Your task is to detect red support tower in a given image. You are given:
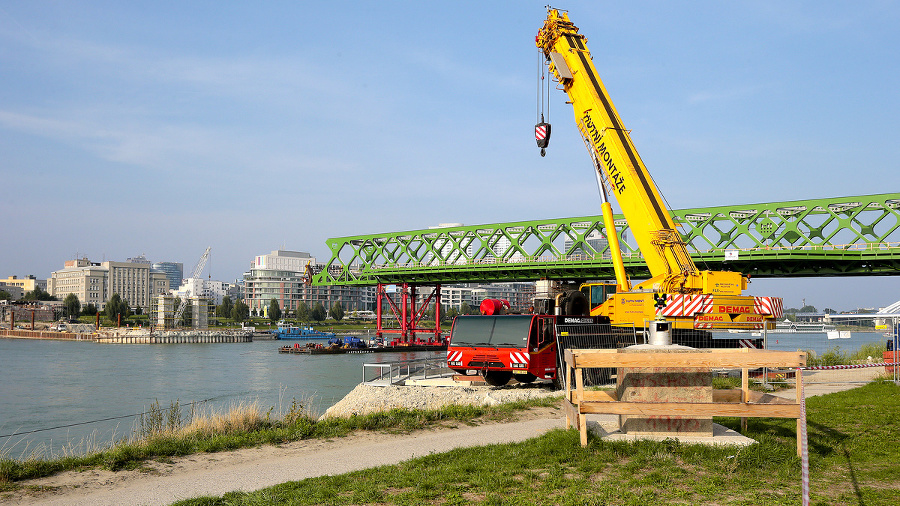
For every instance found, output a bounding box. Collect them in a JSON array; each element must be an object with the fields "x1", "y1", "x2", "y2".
[{"x1": 375, "y1": 283, "x2": 443, "y2": 345}]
